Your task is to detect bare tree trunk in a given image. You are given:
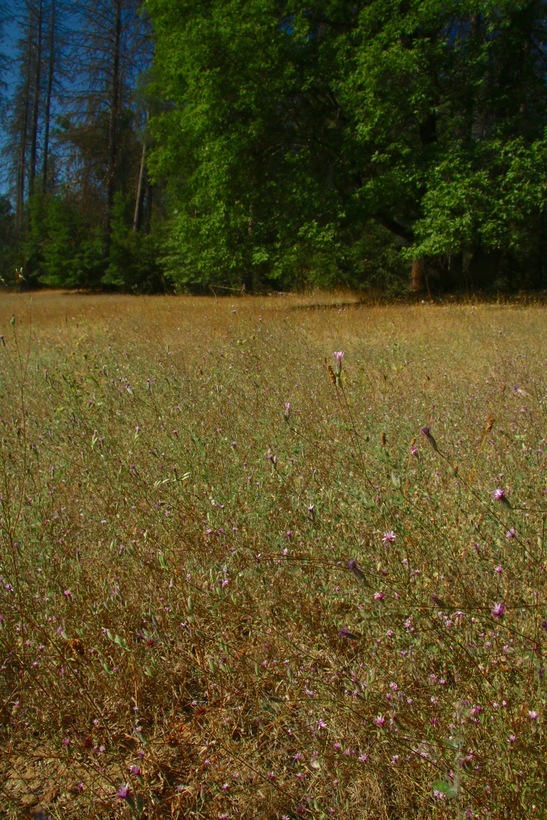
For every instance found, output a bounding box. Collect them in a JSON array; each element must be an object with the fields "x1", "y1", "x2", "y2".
[
  {"x1": 132, "y1": 136, "x2": 146, "y2": 233},
  {"x1": 42, "y1": 0, "x2": 56, "y2": 192},
  {"x1": 29, "y1": 0, "x2": 44, "y2": 195},
  {"x1": 103, "y1": 0, "x2": 122, "y2": 255},
  {"x1": 15, "y1": 36, "x2": 33, "y2": 231}
]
